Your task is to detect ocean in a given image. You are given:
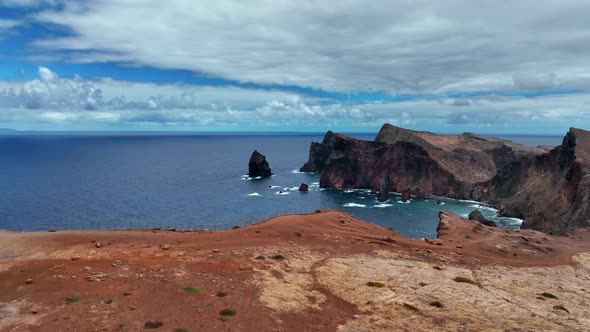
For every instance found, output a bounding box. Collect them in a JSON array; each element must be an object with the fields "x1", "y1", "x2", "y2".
[{"x1": 0, "y1": 132, "x2": 563, "y2": 238}]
